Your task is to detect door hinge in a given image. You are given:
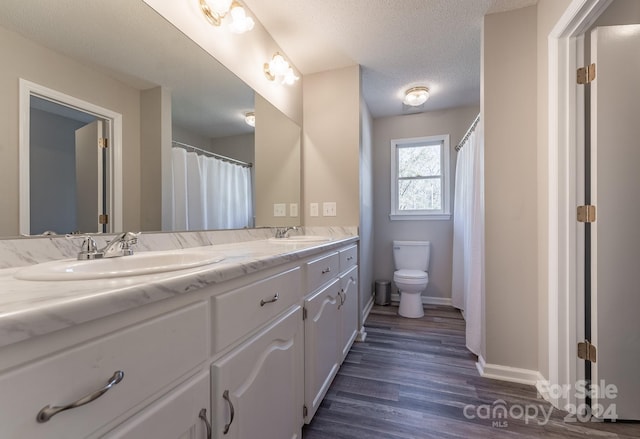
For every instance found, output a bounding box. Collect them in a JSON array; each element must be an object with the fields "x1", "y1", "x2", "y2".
[
  {"x1": 99, "y1": 138, "x2": 109, "y2": 149},
  {"x1": 577, "y1": 63, "x2": 596, "y2": 84},
  {"x1": 99, "y1": 214, "x2": 109, "y2": 225},
  {"x1": 577, "y1": 205, "x2": 596, "y2": 223},
  {"x1": 303, "y1": 405, "x2": 308, "y2": 418},
  {"x1": 302, "y1": 307, "x2": 307, "y2": 320},
  {"x1": 578, "y1": 341, "x2": 597, "y2": 363}
]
